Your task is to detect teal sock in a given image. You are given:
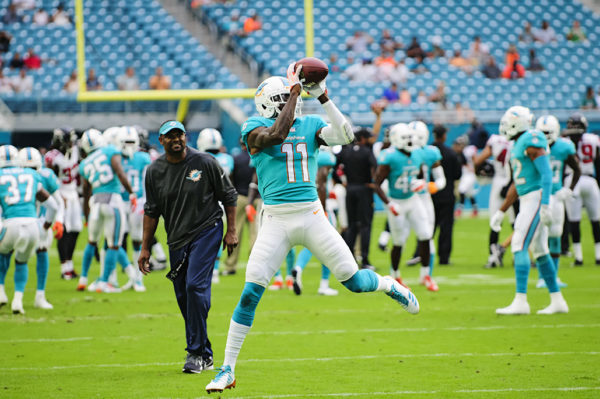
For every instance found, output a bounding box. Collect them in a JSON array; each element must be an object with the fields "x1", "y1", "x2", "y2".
[
  {"x1": 537, "y1": 254, "x2": 559, "y2": 293},
  {"x1": 102, "y1": 249, "x2": 118, "y2": 283},
  {"x1": 429, "y1": 252, "x2": 435, "y2": 276},
  {"x1": 296, "y1": 248, "x2": 313, "y2": 271},
  {"x1": 0, "y1": 253, "x2": 10, "y2": 285},
  {"x1": 82, "y1": 243, "x2": 96, "y2": 278},
  {"x1": 36, "y1": 251, "x2": 49, "y2": 291},
  {"x1": 14, "y1": 262, "x2": 28, "y2": 292},
  {"x1": 214, "y1": 246, "x2": 222, "y2": 271},
  {"x1": 273, "y1": 269, "x2": 282, "y2": 278},
  {"x1": 232, "y1": 282, "x2": 265, "y2": 326},
  {"x1": 549, "y1": 237, "x2": 561, "y2": 272},
  {"x1": 513, "y1": 250, "x2": 530, "y2": 294},
  {"x1": 321, "y1": 265, "x2": 330, "y2": 280},
  {"x1": 286, "y1": 248, "x2": 296, "y2": 275},
  {"x1": 117, "y1": 247, "x2": 130, "y2": 269},
  {"x1": 342, "y1": 269, "x2": 379, "y2": 293}
]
